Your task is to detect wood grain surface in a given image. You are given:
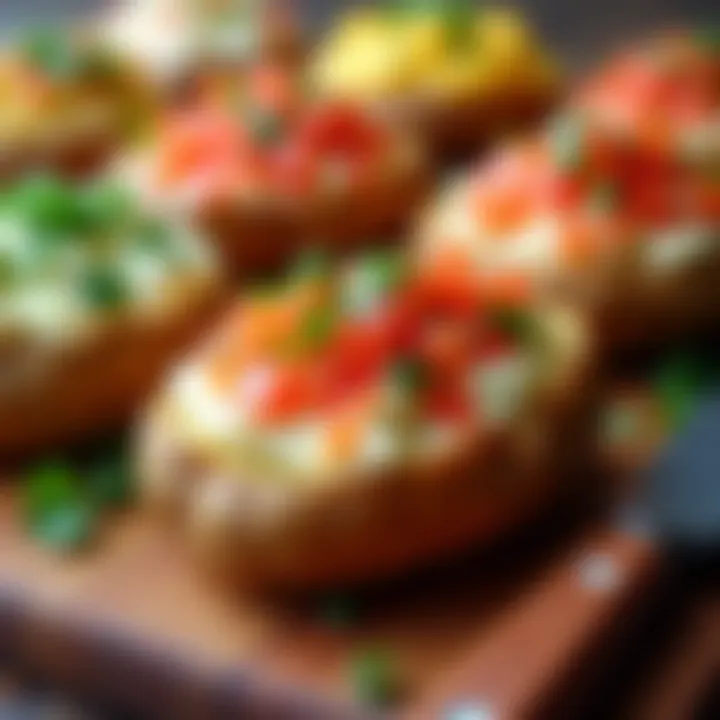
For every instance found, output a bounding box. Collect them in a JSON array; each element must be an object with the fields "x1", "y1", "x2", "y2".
[{"x1": 0, "y1": 390, "x2": 668, "y2": 718}]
